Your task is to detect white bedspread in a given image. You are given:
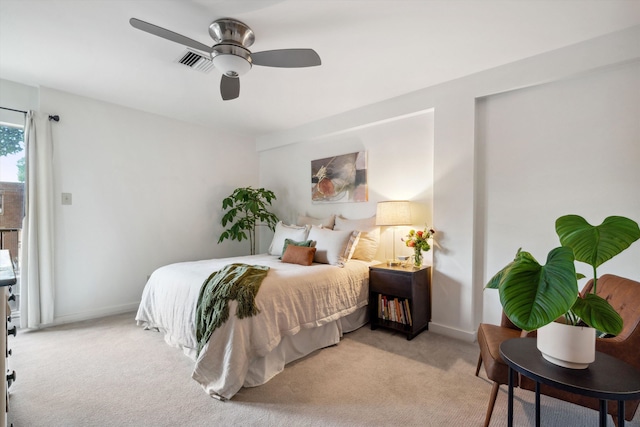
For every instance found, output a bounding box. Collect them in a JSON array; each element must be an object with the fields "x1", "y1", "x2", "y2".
[{"x1": 135, "y1": 254, "x2": 372, "y2": 399}]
